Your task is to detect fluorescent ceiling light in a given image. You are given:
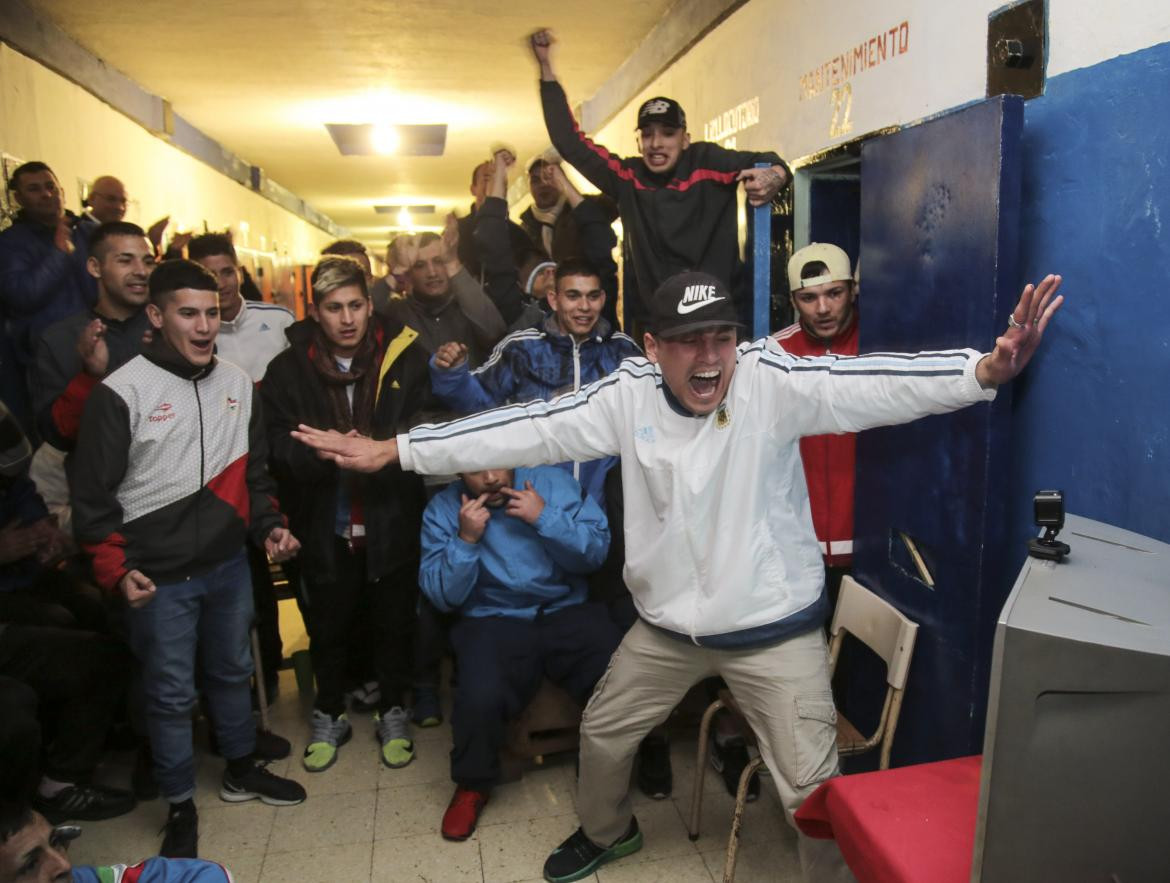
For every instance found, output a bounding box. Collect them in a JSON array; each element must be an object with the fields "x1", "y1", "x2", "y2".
[
  {"x1": 324, "y1": 123, "x2": 447, "y2": 156},
  {"x1": 373, "y1": 204, "x2": 436, "y2": 215}
]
